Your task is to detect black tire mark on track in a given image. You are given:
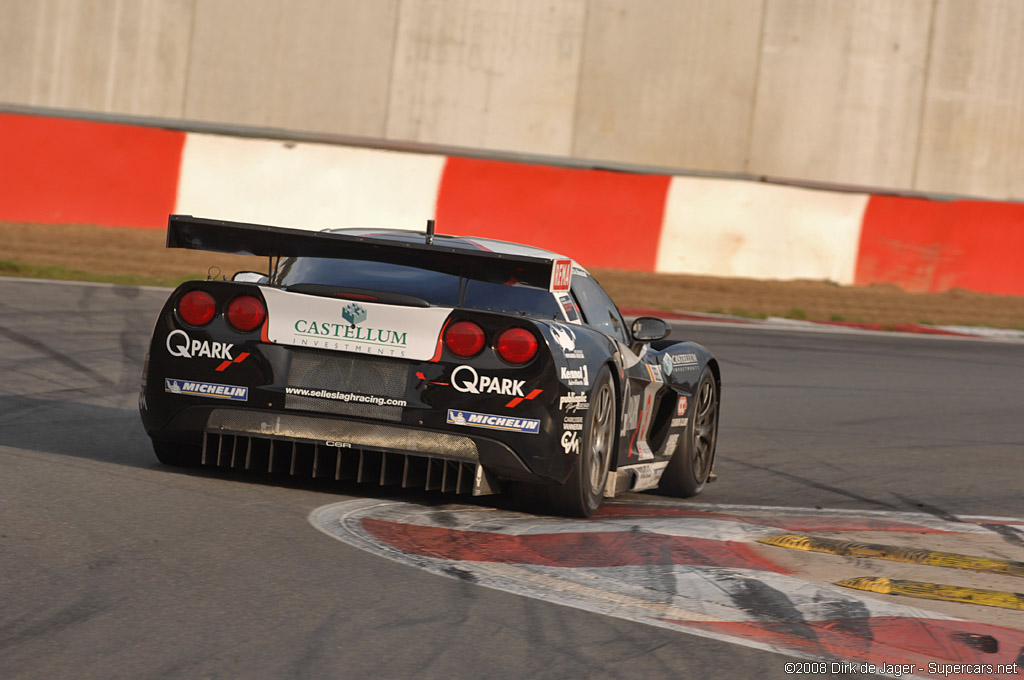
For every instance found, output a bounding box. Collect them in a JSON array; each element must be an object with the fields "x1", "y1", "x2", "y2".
[
  {"x1": 731, "y1": 459, "x2": 899, "y2": 509},
  {"x1": 0, "y1": 325, "x2": 115, "y2": 388}
]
